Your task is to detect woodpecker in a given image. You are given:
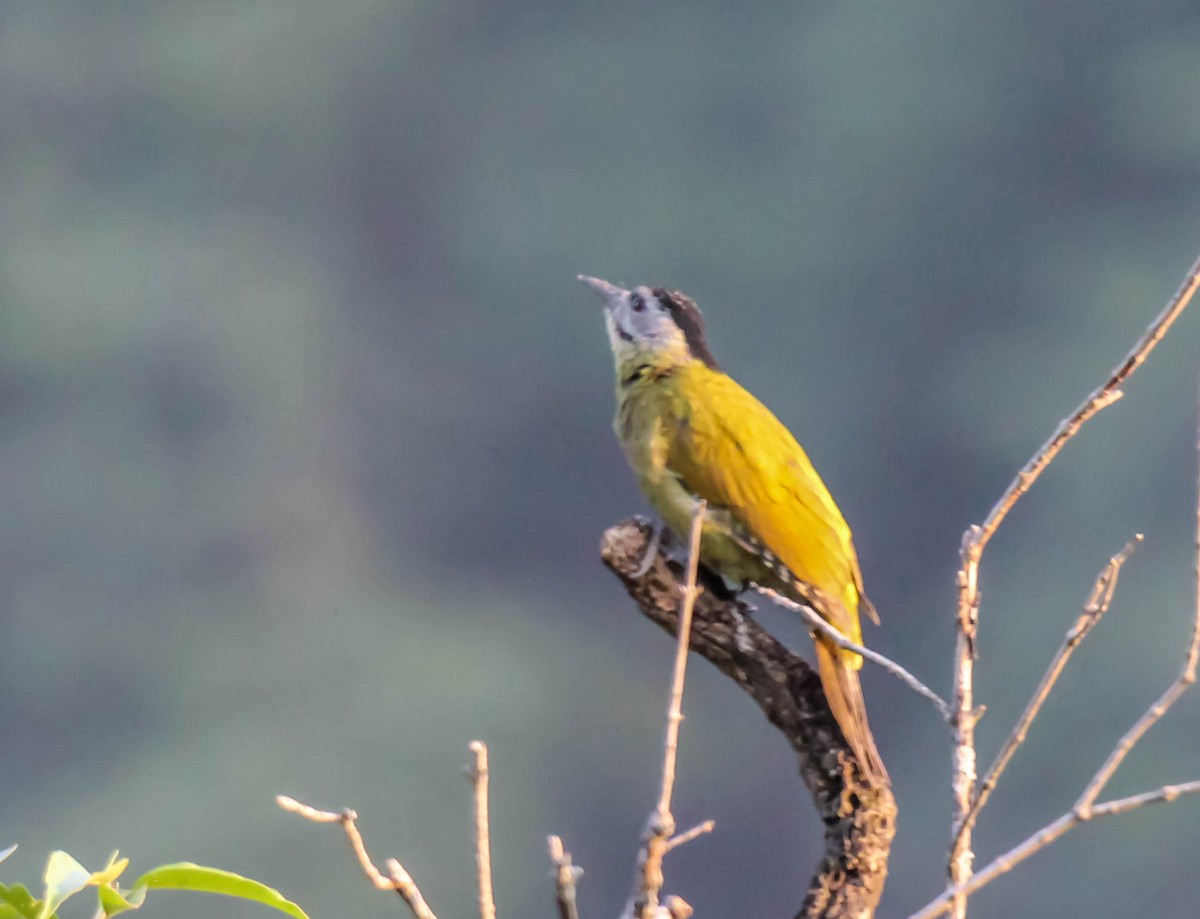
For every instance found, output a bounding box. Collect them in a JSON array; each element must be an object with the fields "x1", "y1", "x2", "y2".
[{"x1": 582, "y1": 275, "x2": 887, "y2": 784}]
